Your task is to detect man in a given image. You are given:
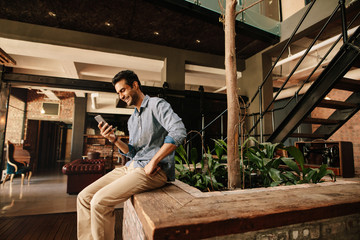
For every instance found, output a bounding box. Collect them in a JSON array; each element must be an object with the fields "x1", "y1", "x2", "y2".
[{"x1": 77, "y1": 70, "x2": 186, "y2": 240}]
